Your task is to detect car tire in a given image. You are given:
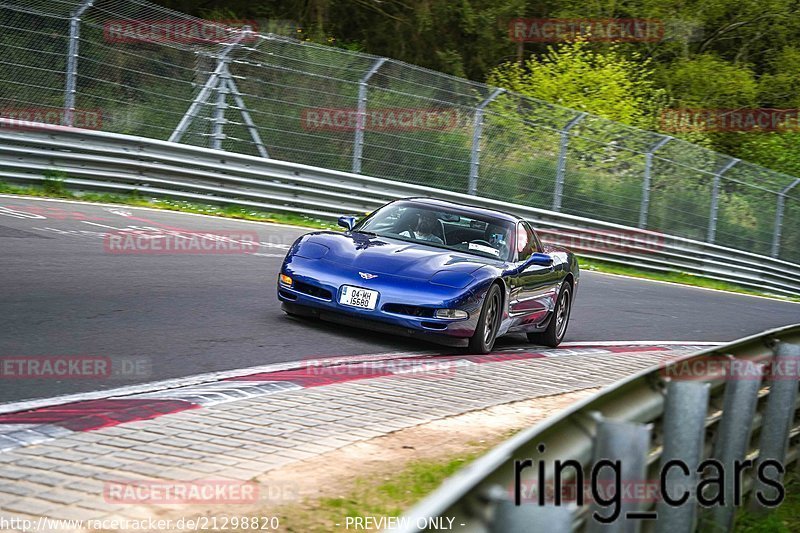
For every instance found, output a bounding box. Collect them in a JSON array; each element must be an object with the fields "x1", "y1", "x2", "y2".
[
  {"x1": 468, "y1": 283, "x2": 502, "y2": 354},
  {"x1": 527, "y1": 282, "x2": 572, "y2": 348}
]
